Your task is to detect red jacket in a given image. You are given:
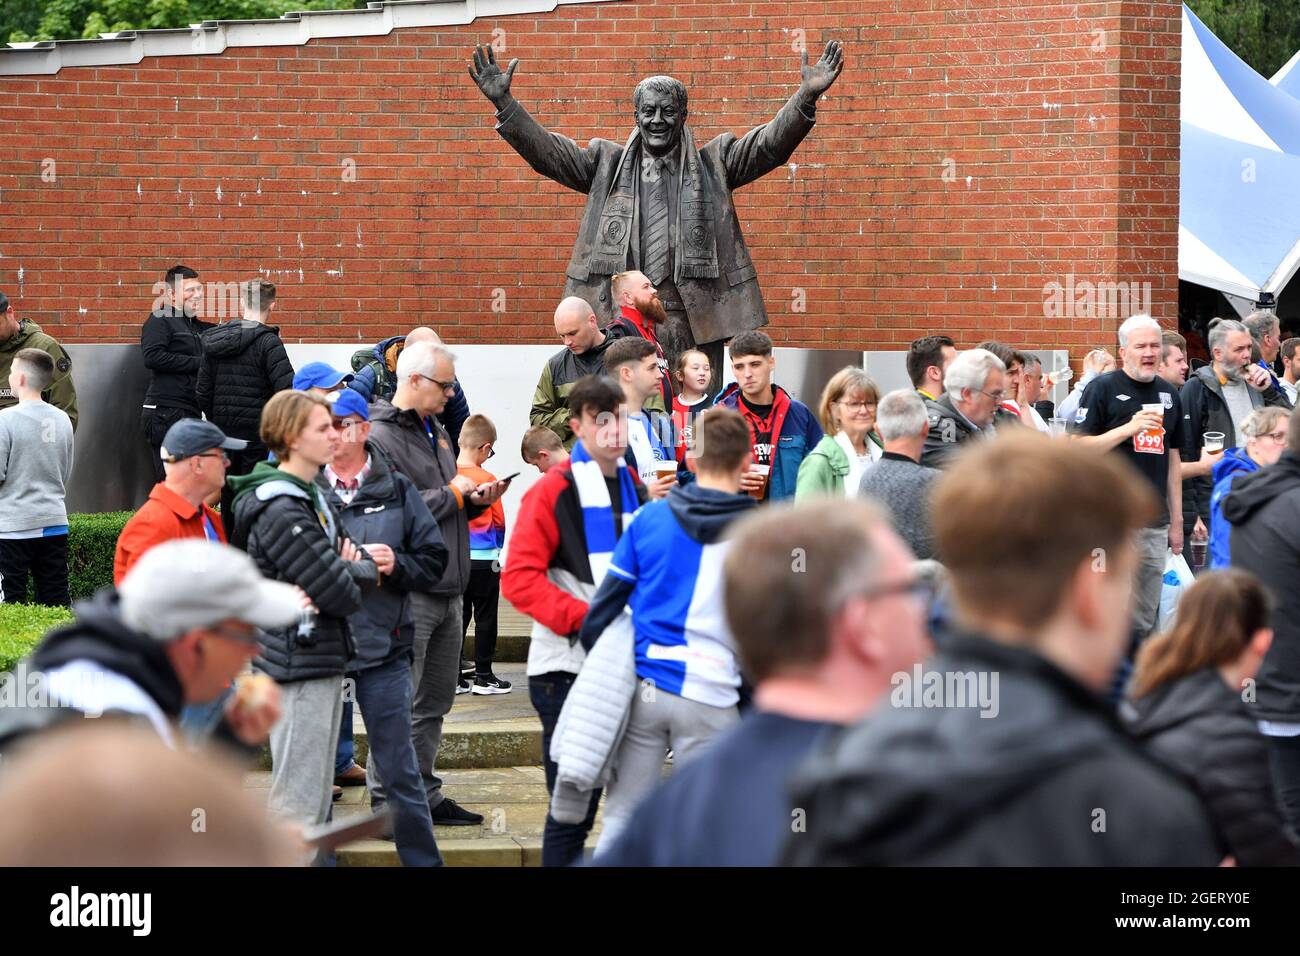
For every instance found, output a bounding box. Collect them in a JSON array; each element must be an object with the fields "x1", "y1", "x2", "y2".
[
  {"x1": 114, "y1": 483, "x2": 225, "y2": 585},
  {"x1": 502, "y1": 461, "x2": 646, "y2": 642}
]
